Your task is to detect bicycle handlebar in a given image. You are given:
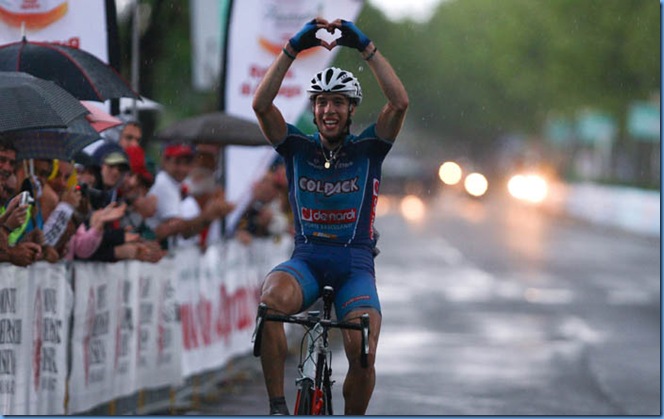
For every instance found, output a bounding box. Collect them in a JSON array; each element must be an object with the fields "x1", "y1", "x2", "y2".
[{"x1": 253, "y1": 302, "x2": 371, "y2": 368}]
